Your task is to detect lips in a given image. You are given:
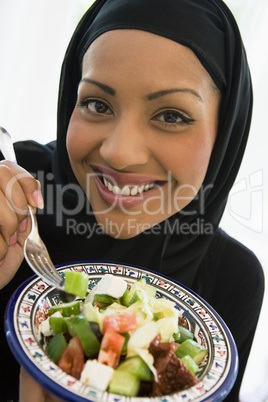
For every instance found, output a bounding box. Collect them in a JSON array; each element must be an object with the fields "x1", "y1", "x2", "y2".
[{"x1": 91, "y1": 165, "x2": 167, "y2": 208}]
